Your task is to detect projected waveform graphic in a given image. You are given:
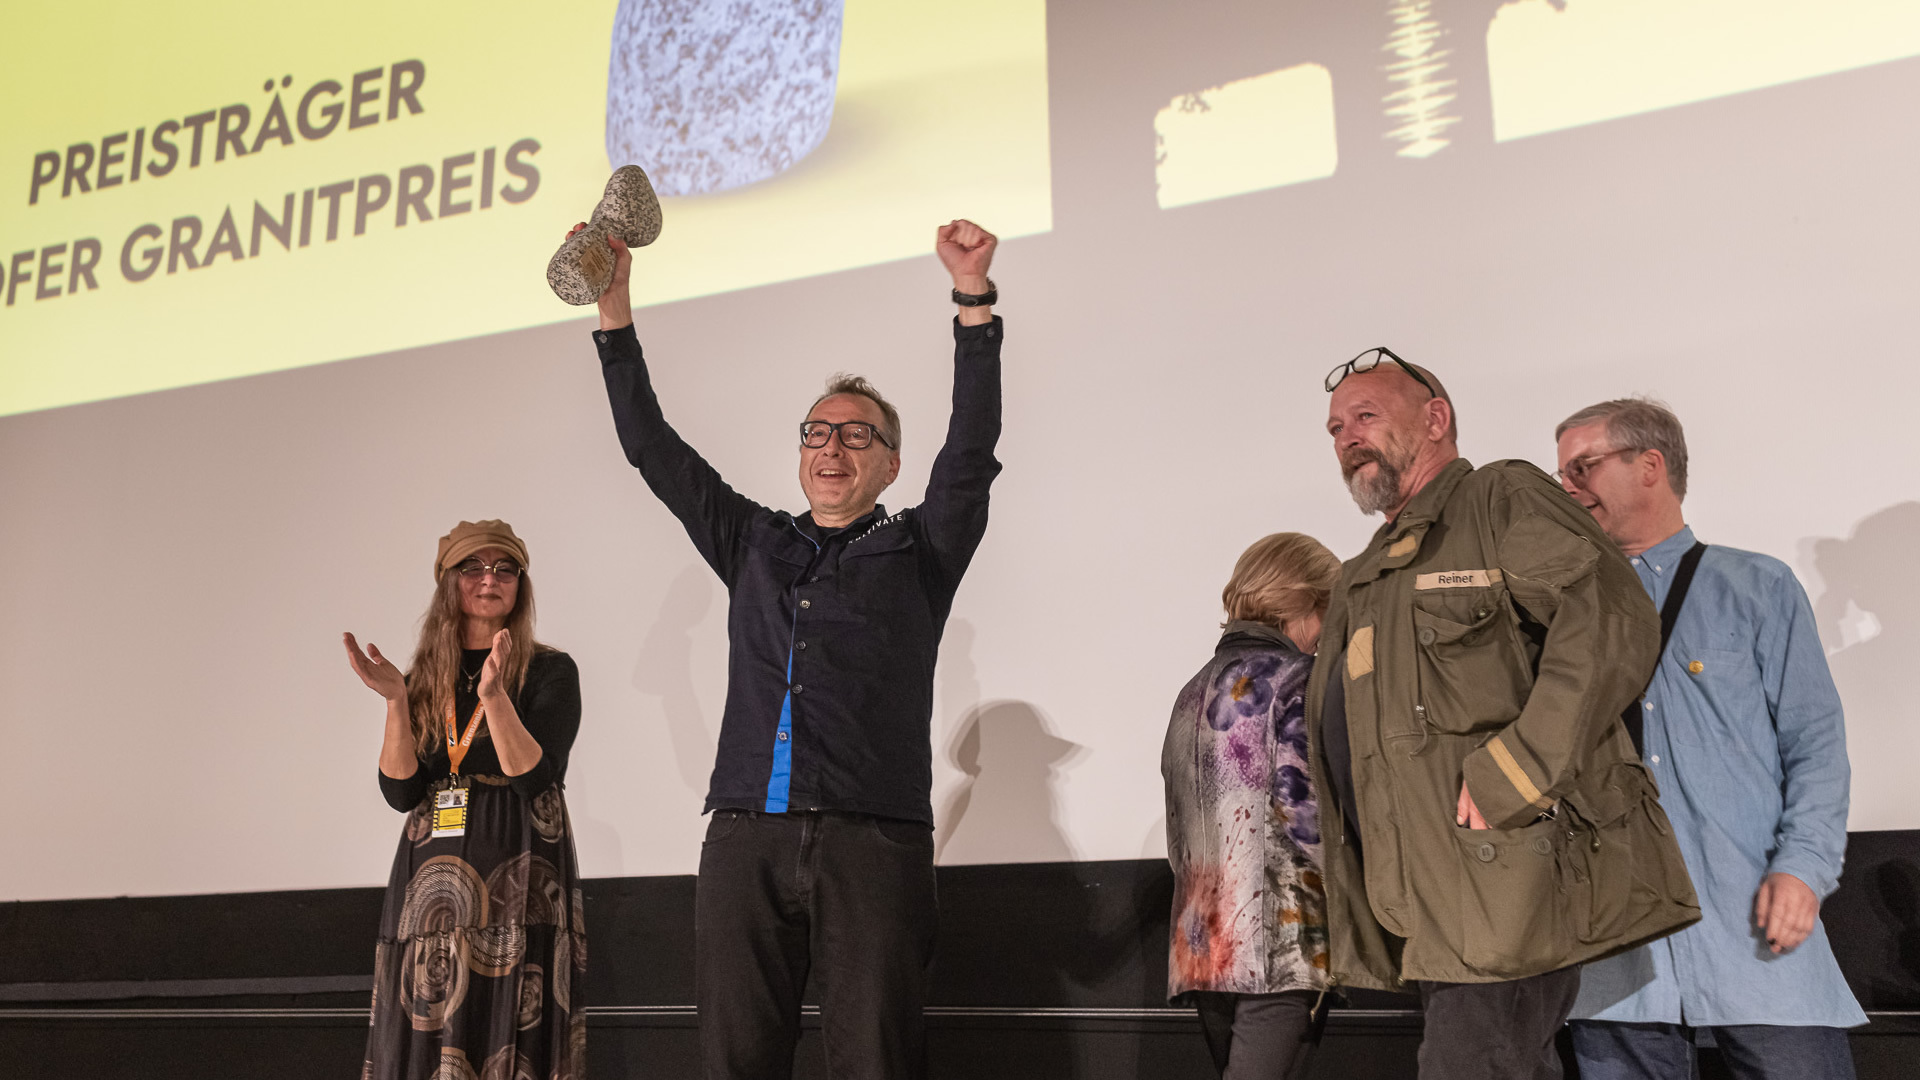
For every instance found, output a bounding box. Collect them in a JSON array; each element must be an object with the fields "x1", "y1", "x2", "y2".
[
  {"x1": 1150, "y1": 0, "x2": 1920, "y2": 211},
  {"x1": 1384, "y1": 0, "x2": 1464, "y2": 158}
]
